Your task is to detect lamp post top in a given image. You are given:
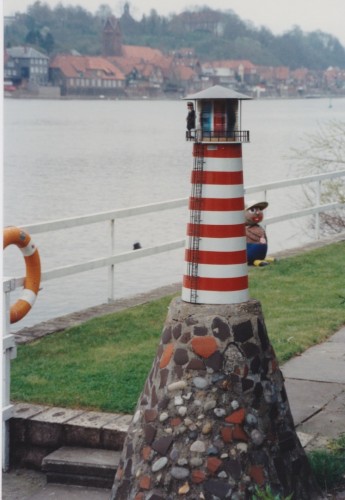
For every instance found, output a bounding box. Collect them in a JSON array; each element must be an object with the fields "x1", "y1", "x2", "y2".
[{"x1": 183, "y1": 85, "x2": 252, "y2": 101}]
